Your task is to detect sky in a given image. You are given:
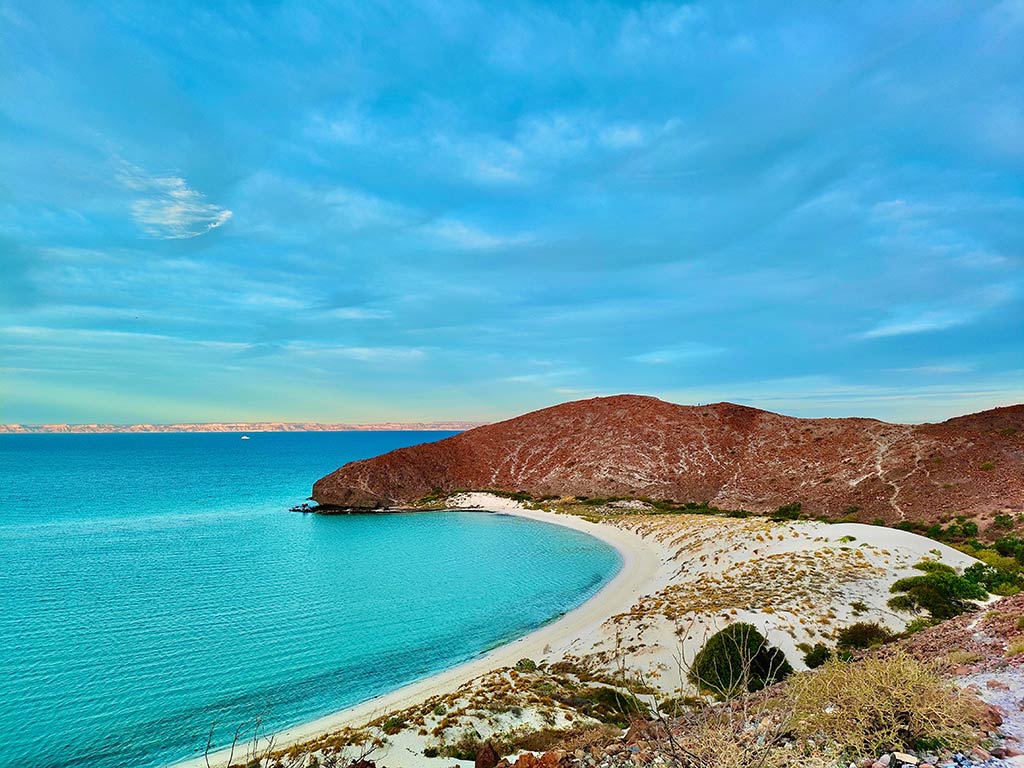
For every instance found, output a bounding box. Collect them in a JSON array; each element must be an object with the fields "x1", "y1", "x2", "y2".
[{"x1": 1, "y1": 0, "x2": 1022, "y2": 425}]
